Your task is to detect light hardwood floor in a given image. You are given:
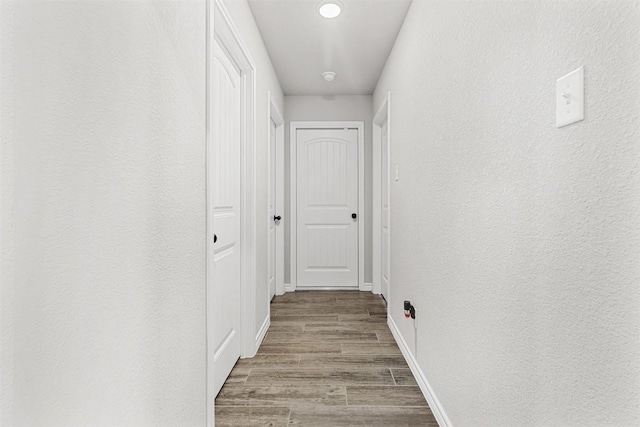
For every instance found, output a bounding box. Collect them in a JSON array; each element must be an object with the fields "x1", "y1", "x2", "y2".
[{"x1": 215, "y1": 290, "x2": 438, "y2": 426}]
